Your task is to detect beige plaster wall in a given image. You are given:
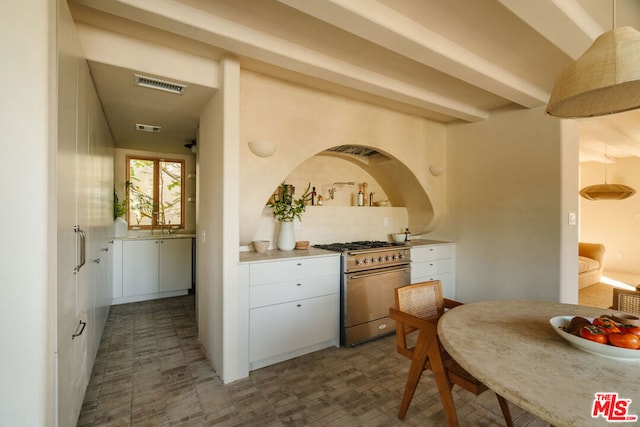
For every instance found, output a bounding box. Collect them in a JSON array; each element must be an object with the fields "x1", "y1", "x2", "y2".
[
  {"x1": 239, "y1": 70, "x2": 447, "y2": 245},
  {"x1": 1, "y1": 0, "x2": 55, "y2": 423},
  {"x1": 580, "y1": 157, "x2": 640, "y2": 274},
  {"x1": 439, "y1": 107, "x2": 578, "y2": 303}
]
